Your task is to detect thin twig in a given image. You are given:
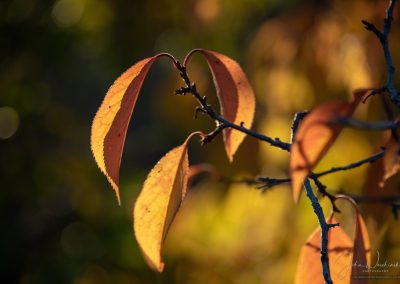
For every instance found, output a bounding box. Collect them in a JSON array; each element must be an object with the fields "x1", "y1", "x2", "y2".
[
  {"x1": 174, "y1": 61, "x2": 291, "y2": 151},
  {"x1": 334, "y1": 117, "x2": 400, "y2": 130},
  {"x1": 256, "y1": 151, "x2": 385, "y2": 189},
  {"x1": 256, "y1": 176, "x2": 291, "y2": 190},
  {"x1": 343, "y1": 194, "x2": 400, "y2": 203},
  {"x1": 362, "y1": 0, "x2": 400, "y2": 108},
  {"x1": 291, "y1": 111, "x2": 309, "y2": 143},
  {"x1": 311, "y1": 151, "x2": 384, "y2": 179}
]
